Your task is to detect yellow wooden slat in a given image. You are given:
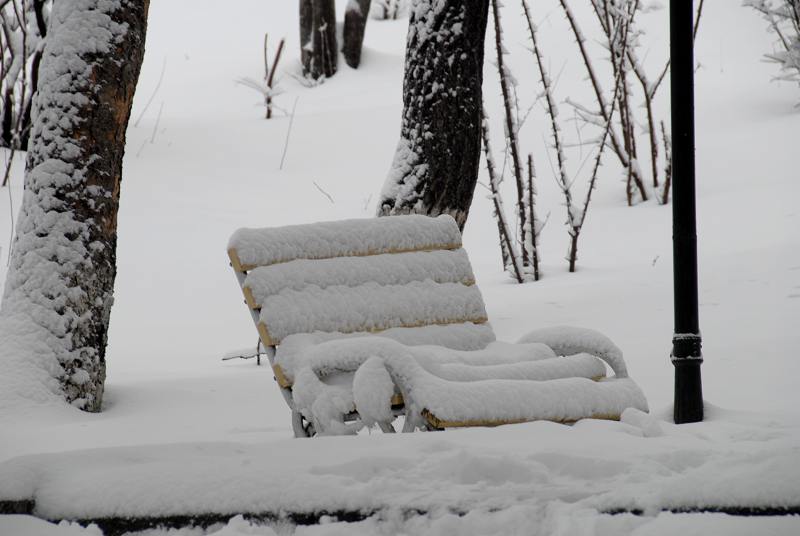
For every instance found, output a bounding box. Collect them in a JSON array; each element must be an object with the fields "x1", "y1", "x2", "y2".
[
  {"x1": 243, "y1": 278, "x2": 477, "y2": 310},
  {"x1": 421, "y1": 408, "x2": 621, "y2": 429},
  {"x1": 228, "y1": 248, "x2": 245, "y2": 273},
  {"x1": 230, "y1": 243, "x2": 463, "y2": 273},
  {"x1": 257, "y1": 317, "x2": 488, "y2": 347}
]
